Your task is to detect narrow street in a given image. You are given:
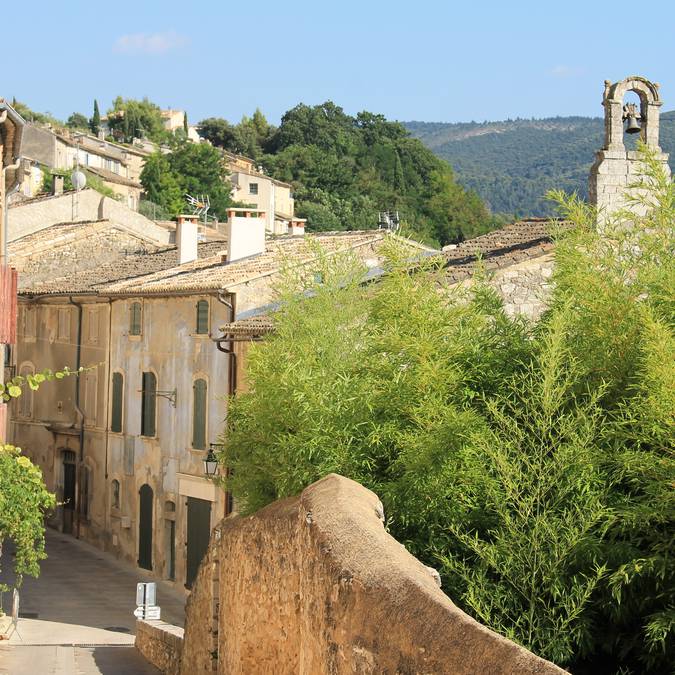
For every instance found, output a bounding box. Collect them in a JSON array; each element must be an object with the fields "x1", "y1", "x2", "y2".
[{"x1": 0, "y1": 528, "x2": 186, "y2": 674}]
